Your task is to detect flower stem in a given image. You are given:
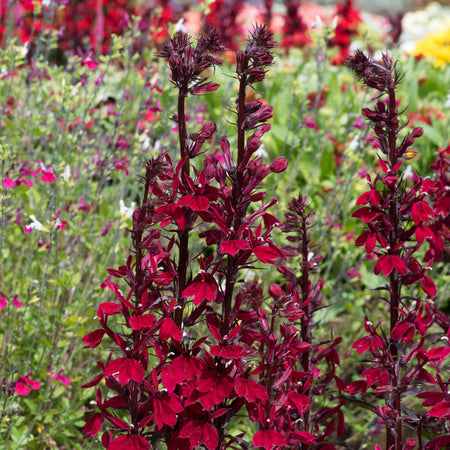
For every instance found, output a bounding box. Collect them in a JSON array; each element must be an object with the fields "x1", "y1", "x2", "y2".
[{"x1": 175, "y1": 91, "x2": 190, "y2": 328}]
